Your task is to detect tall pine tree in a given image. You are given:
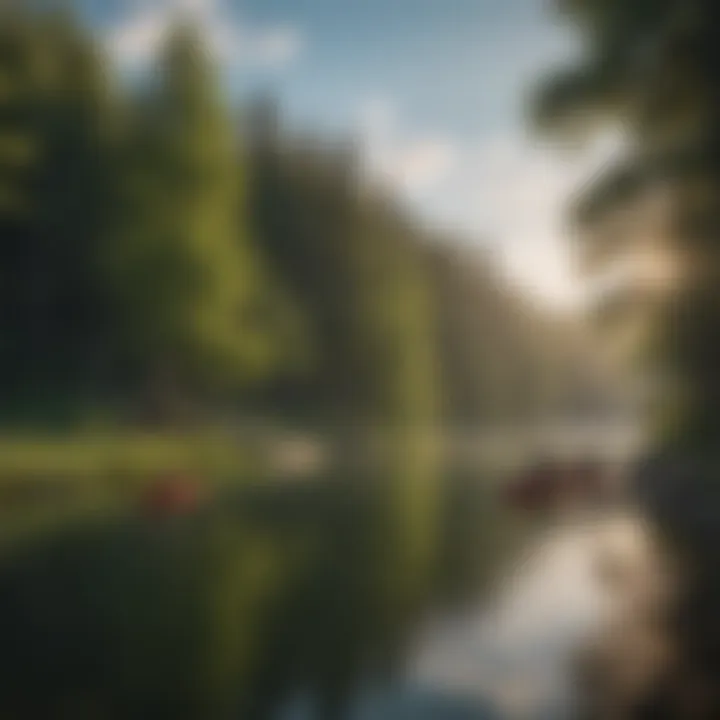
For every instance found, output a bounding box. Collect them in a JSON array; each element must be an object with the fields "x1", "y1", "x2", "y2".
[
  {"x1": 109, "y1": 26, "x2": 281, "y2": 421},
  {"x1": 0, "y1": 6, "x2": 115, "y2": 424}
]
